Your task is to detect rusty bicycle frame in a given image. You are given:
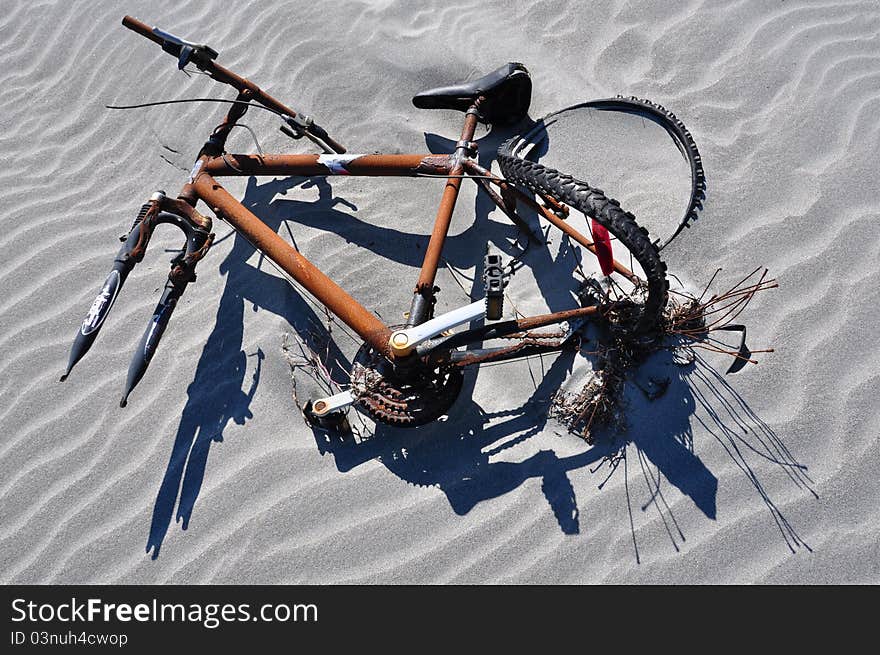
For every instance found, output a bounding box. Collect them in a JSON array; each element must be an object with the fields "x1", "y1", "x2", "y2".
[
  {"x1": 189, "y1": 141, "x2": 629, "y2": 358},
  {"x1": 64, "y1": 16, "x2": 644, "y2": 417}
]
